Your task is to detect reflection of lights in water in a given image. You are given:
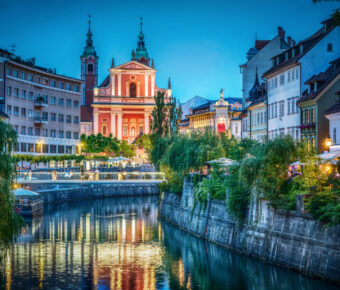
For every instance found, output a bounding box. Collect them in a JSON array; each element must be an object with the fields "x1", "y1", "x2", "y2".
[
  {"x1": 178, "y1": 259, "x2": 185, "y2": 287},
  {"x1": 64, "y1": 220, "x2": 67, "y2": 242},
  {"x1": 142, "y1": 219, "x2": 145, "y2": 242},
  {"x1": 39, "y1": 242, "x2": 44, "y2": 289},
  {"x1": 96, "y1": 219, "x2": 99, "y2": 241},
  {"x1": 122, "y1": 217, "x2": 126, "y2": 243},
  {"x1": 5, "y1": 252, "x2": 11, "y2": 290},
  {"x1": 158, "y1": 222, "x2": 162, "y2": 243},
  {"x1": 86, "y1": 213, "x2": 91, "y2": 241},
  {"x1": 187, "y1": 274, "x2": 191, "y2": 290},
  {"x1": 132, "y1": 217, "x2": 136, "y2": 243},
  {"x1": 78, "y1": 214, "x2": 83, "y2": 241}
]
